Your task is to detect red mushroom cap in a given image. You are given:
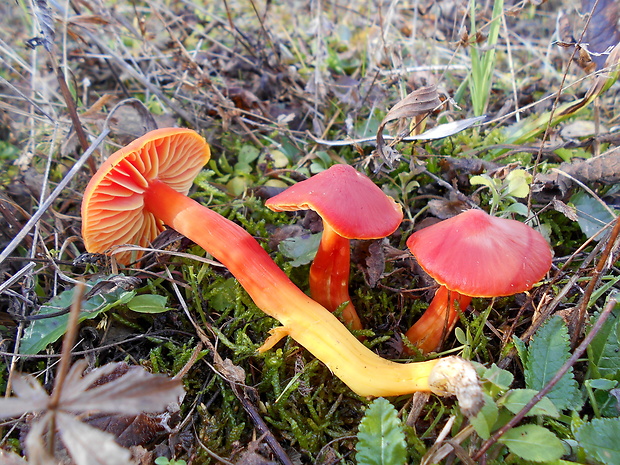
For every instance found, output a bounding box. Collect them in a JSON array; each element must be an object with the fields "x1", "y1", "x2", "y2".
[
  {"x1": 406, "y1": 209, "x2": 552, "y2": 297},
  {"x1": 81, "y1": 128, "x2": 210, "y2": 264},
  {"x1": 265, "y1": 164, "x2": 403, "y2": 239}
]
